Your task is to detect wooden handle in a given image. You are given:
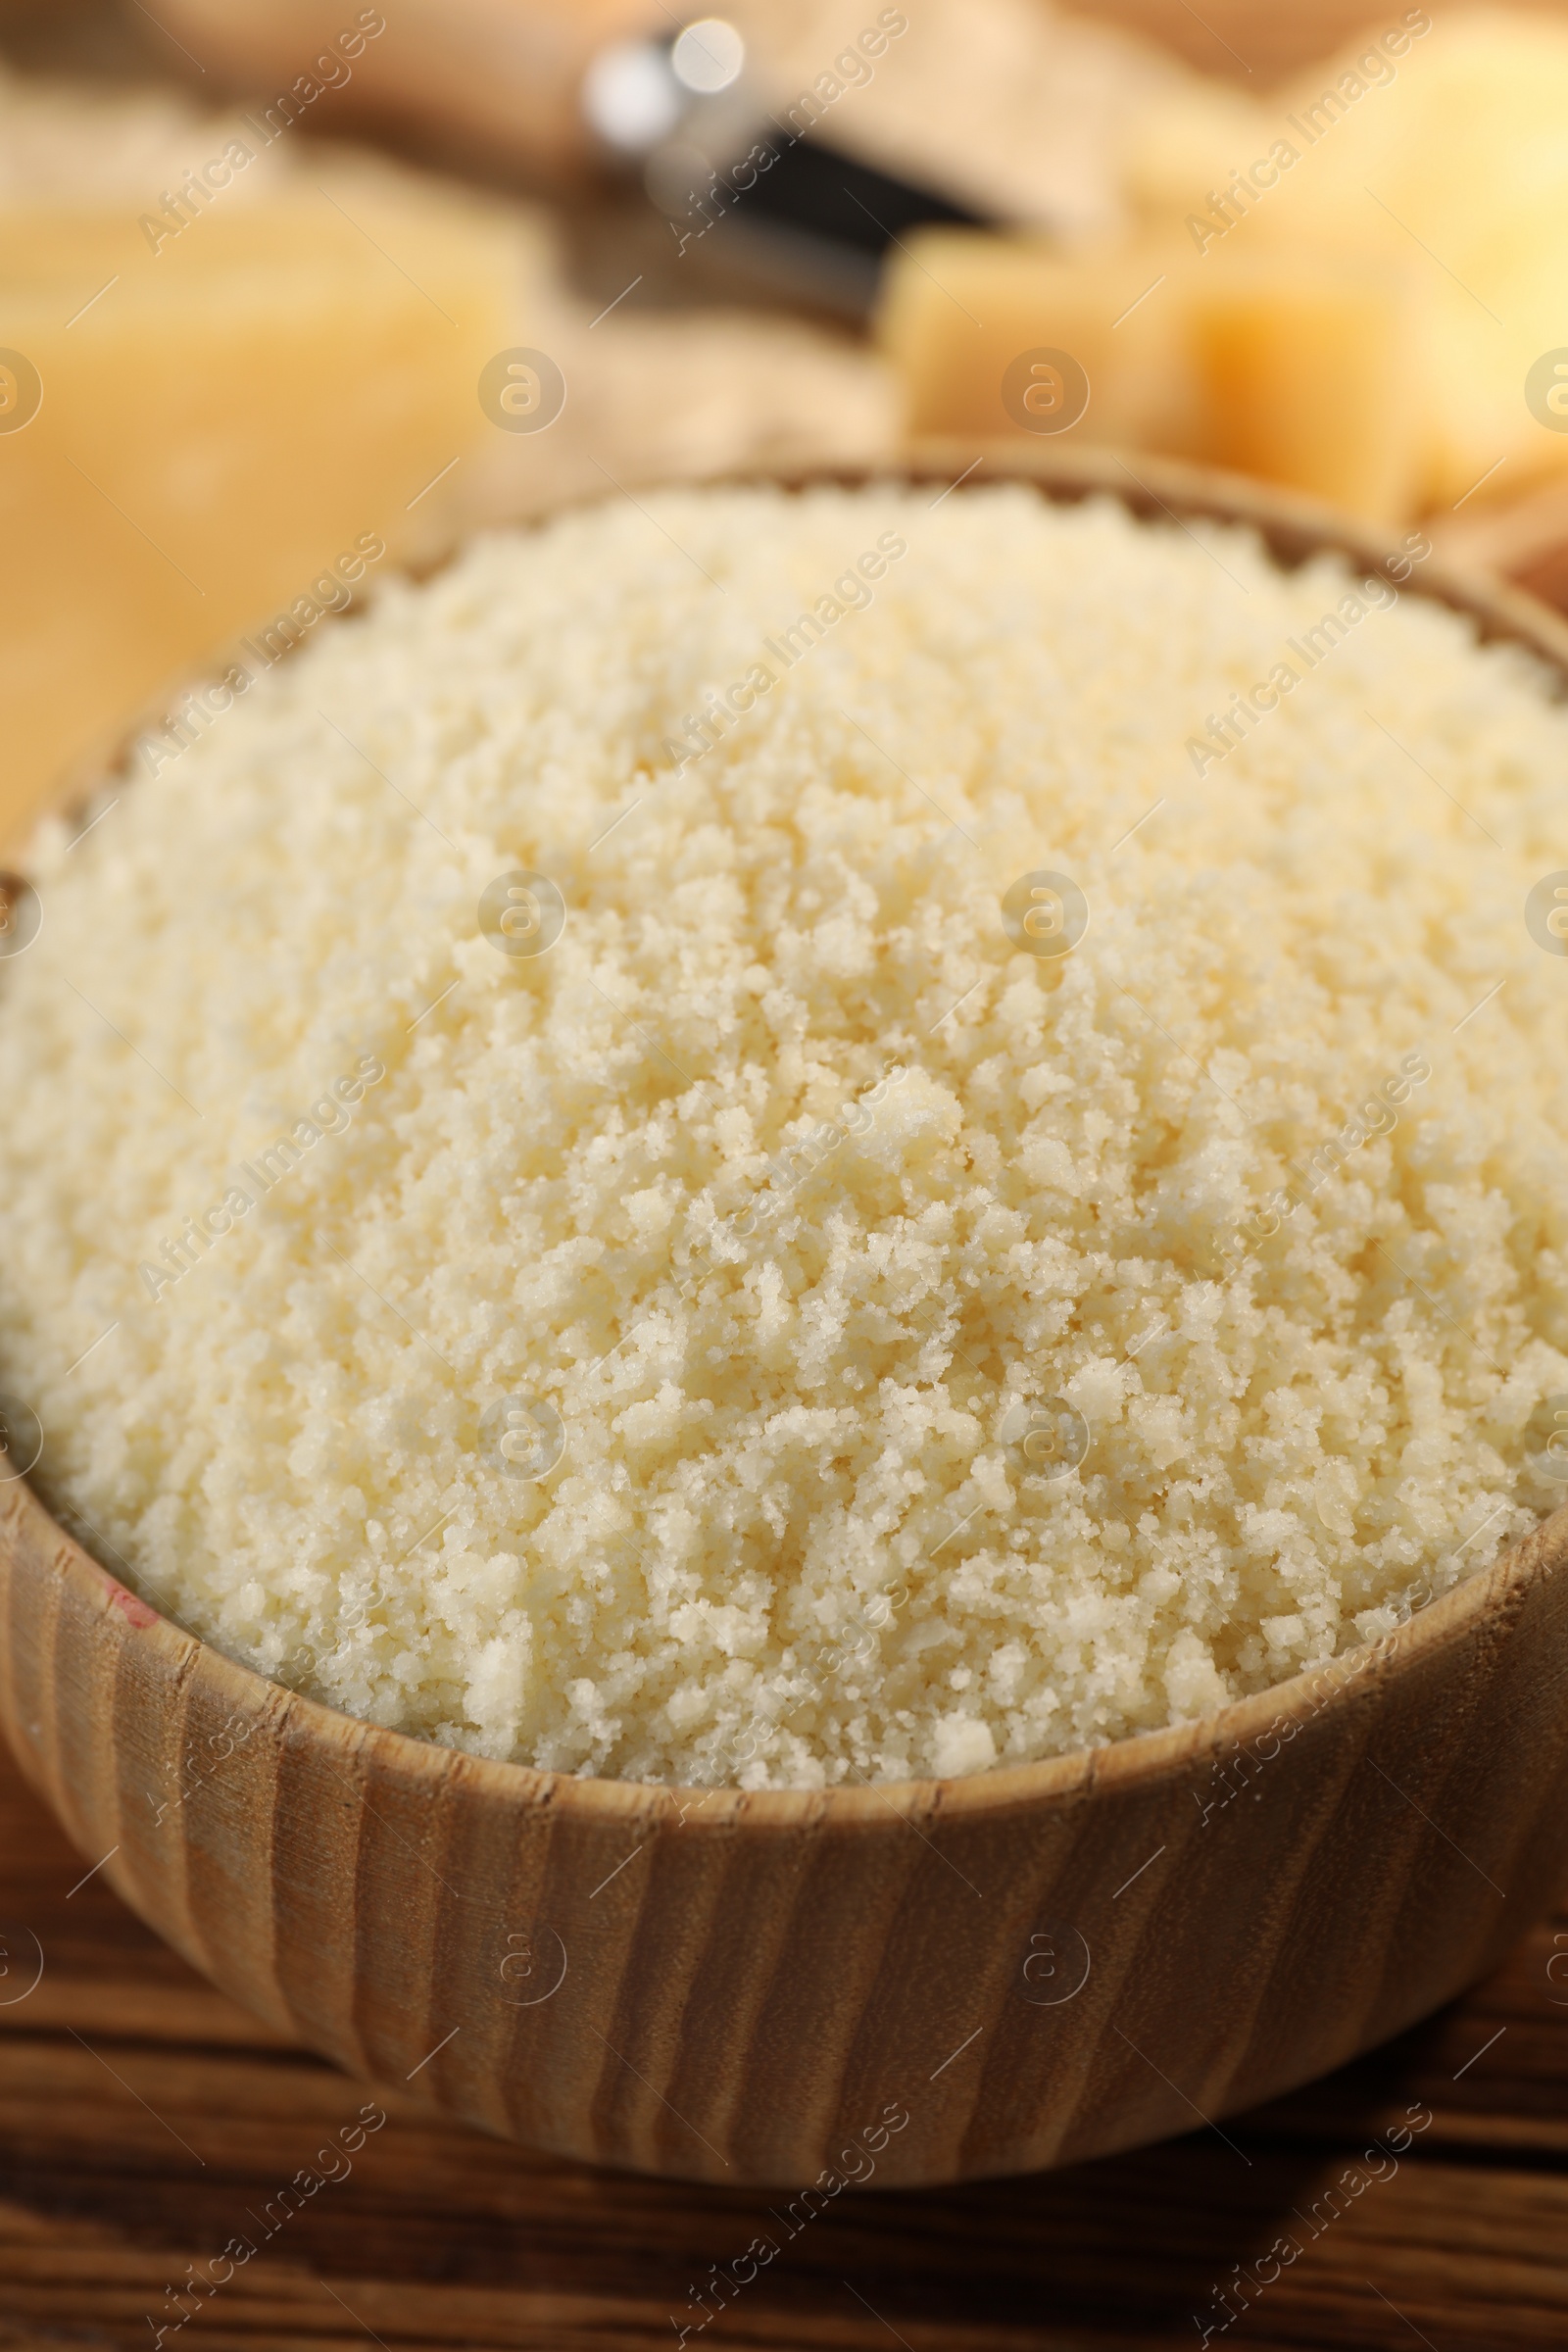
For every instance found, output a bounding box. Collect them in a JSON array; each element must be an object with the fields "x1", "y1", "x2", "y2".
[{"x1": 153, "y1": 0, "x2": 663, "y2": 179}]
